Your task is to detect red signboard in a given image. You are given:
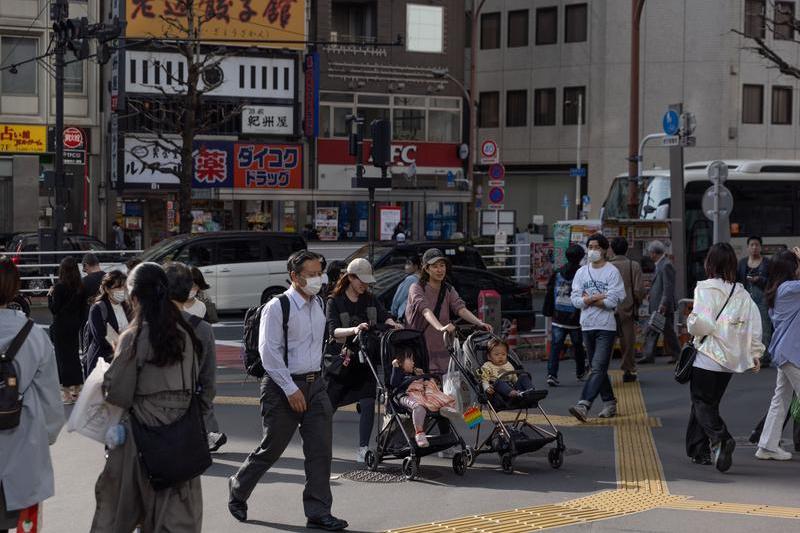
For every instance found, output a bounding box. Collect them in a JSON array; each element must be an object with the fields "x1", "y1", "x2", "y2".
[
  {"x1": 63, "y1": 127, "x2": 84, "y2": 150},
  {"x1": 317, "y1": 139, "x2": 461, "y2": 167},
  {"x1": 233, "y1": 143, "x2": 303, "y2": 189}
]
